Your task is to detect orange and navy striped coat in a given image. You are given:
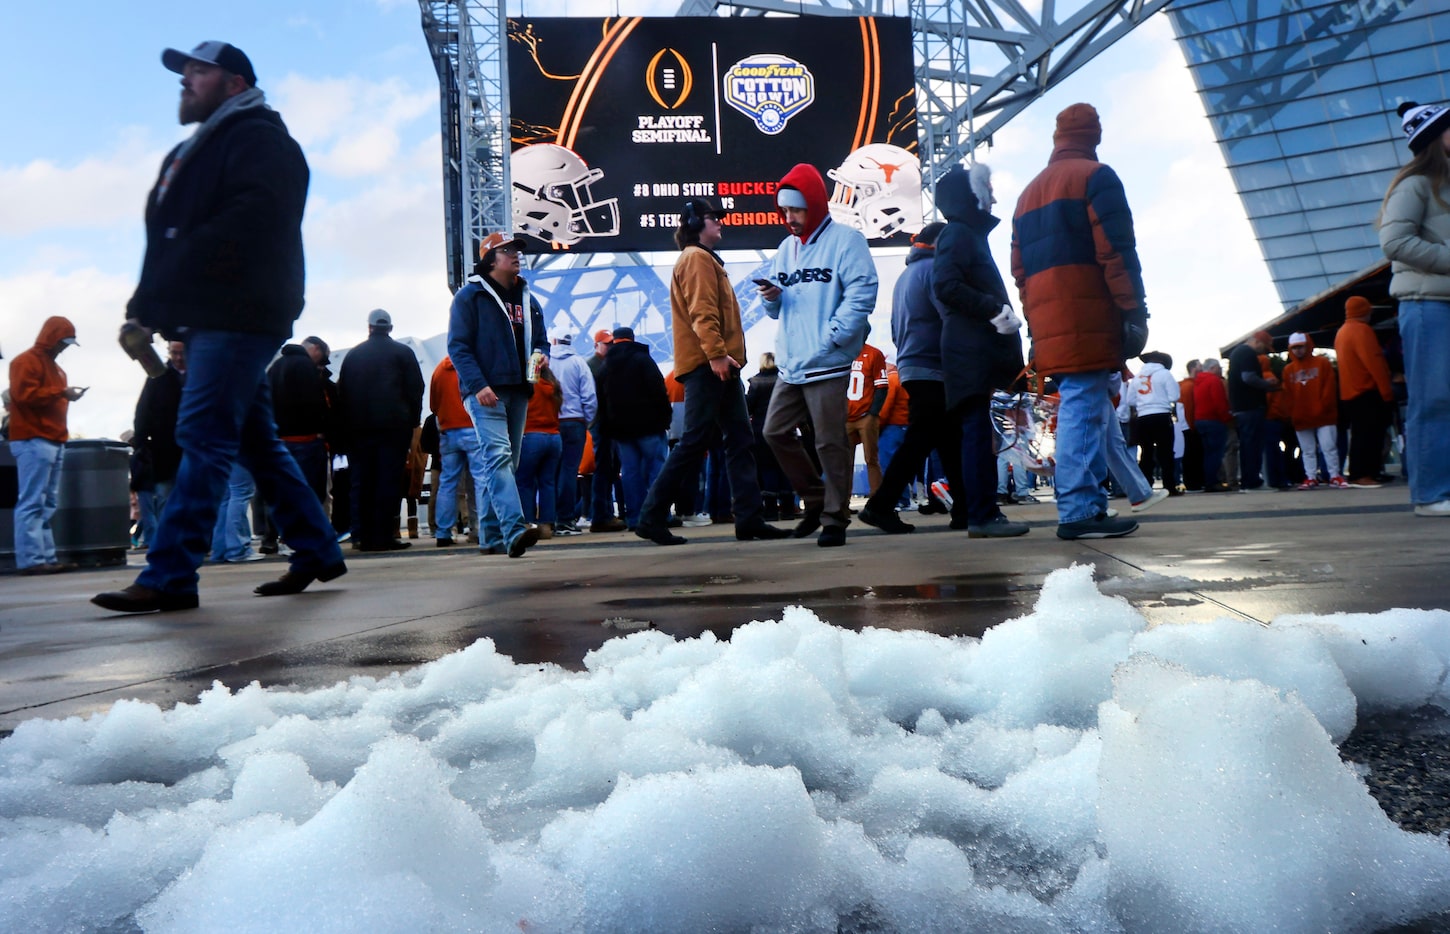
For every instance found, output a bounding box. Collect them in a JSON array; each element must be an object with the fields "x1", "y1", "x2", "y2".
[{"x1": 1011, "y1": 143, "x2": 1146, "y2": 376}]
